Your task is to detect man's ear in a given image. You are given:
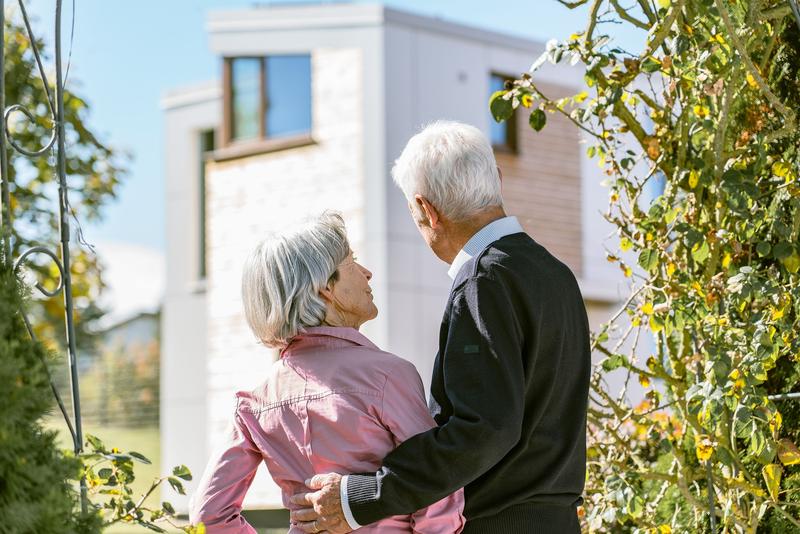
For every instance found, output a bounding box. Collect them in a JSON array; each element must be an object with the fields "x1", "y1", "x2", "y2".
[{"x1": 414, "y1": 195, "x2": 441, "y2": 229}]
